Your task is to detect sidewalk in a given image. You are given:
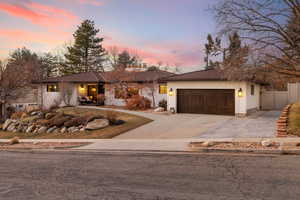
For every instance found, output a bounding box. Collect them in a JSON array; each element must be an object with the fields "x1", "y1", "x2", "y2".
[{"x1": 1, "y1": 138, "x2": 300, "y2": 152}]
